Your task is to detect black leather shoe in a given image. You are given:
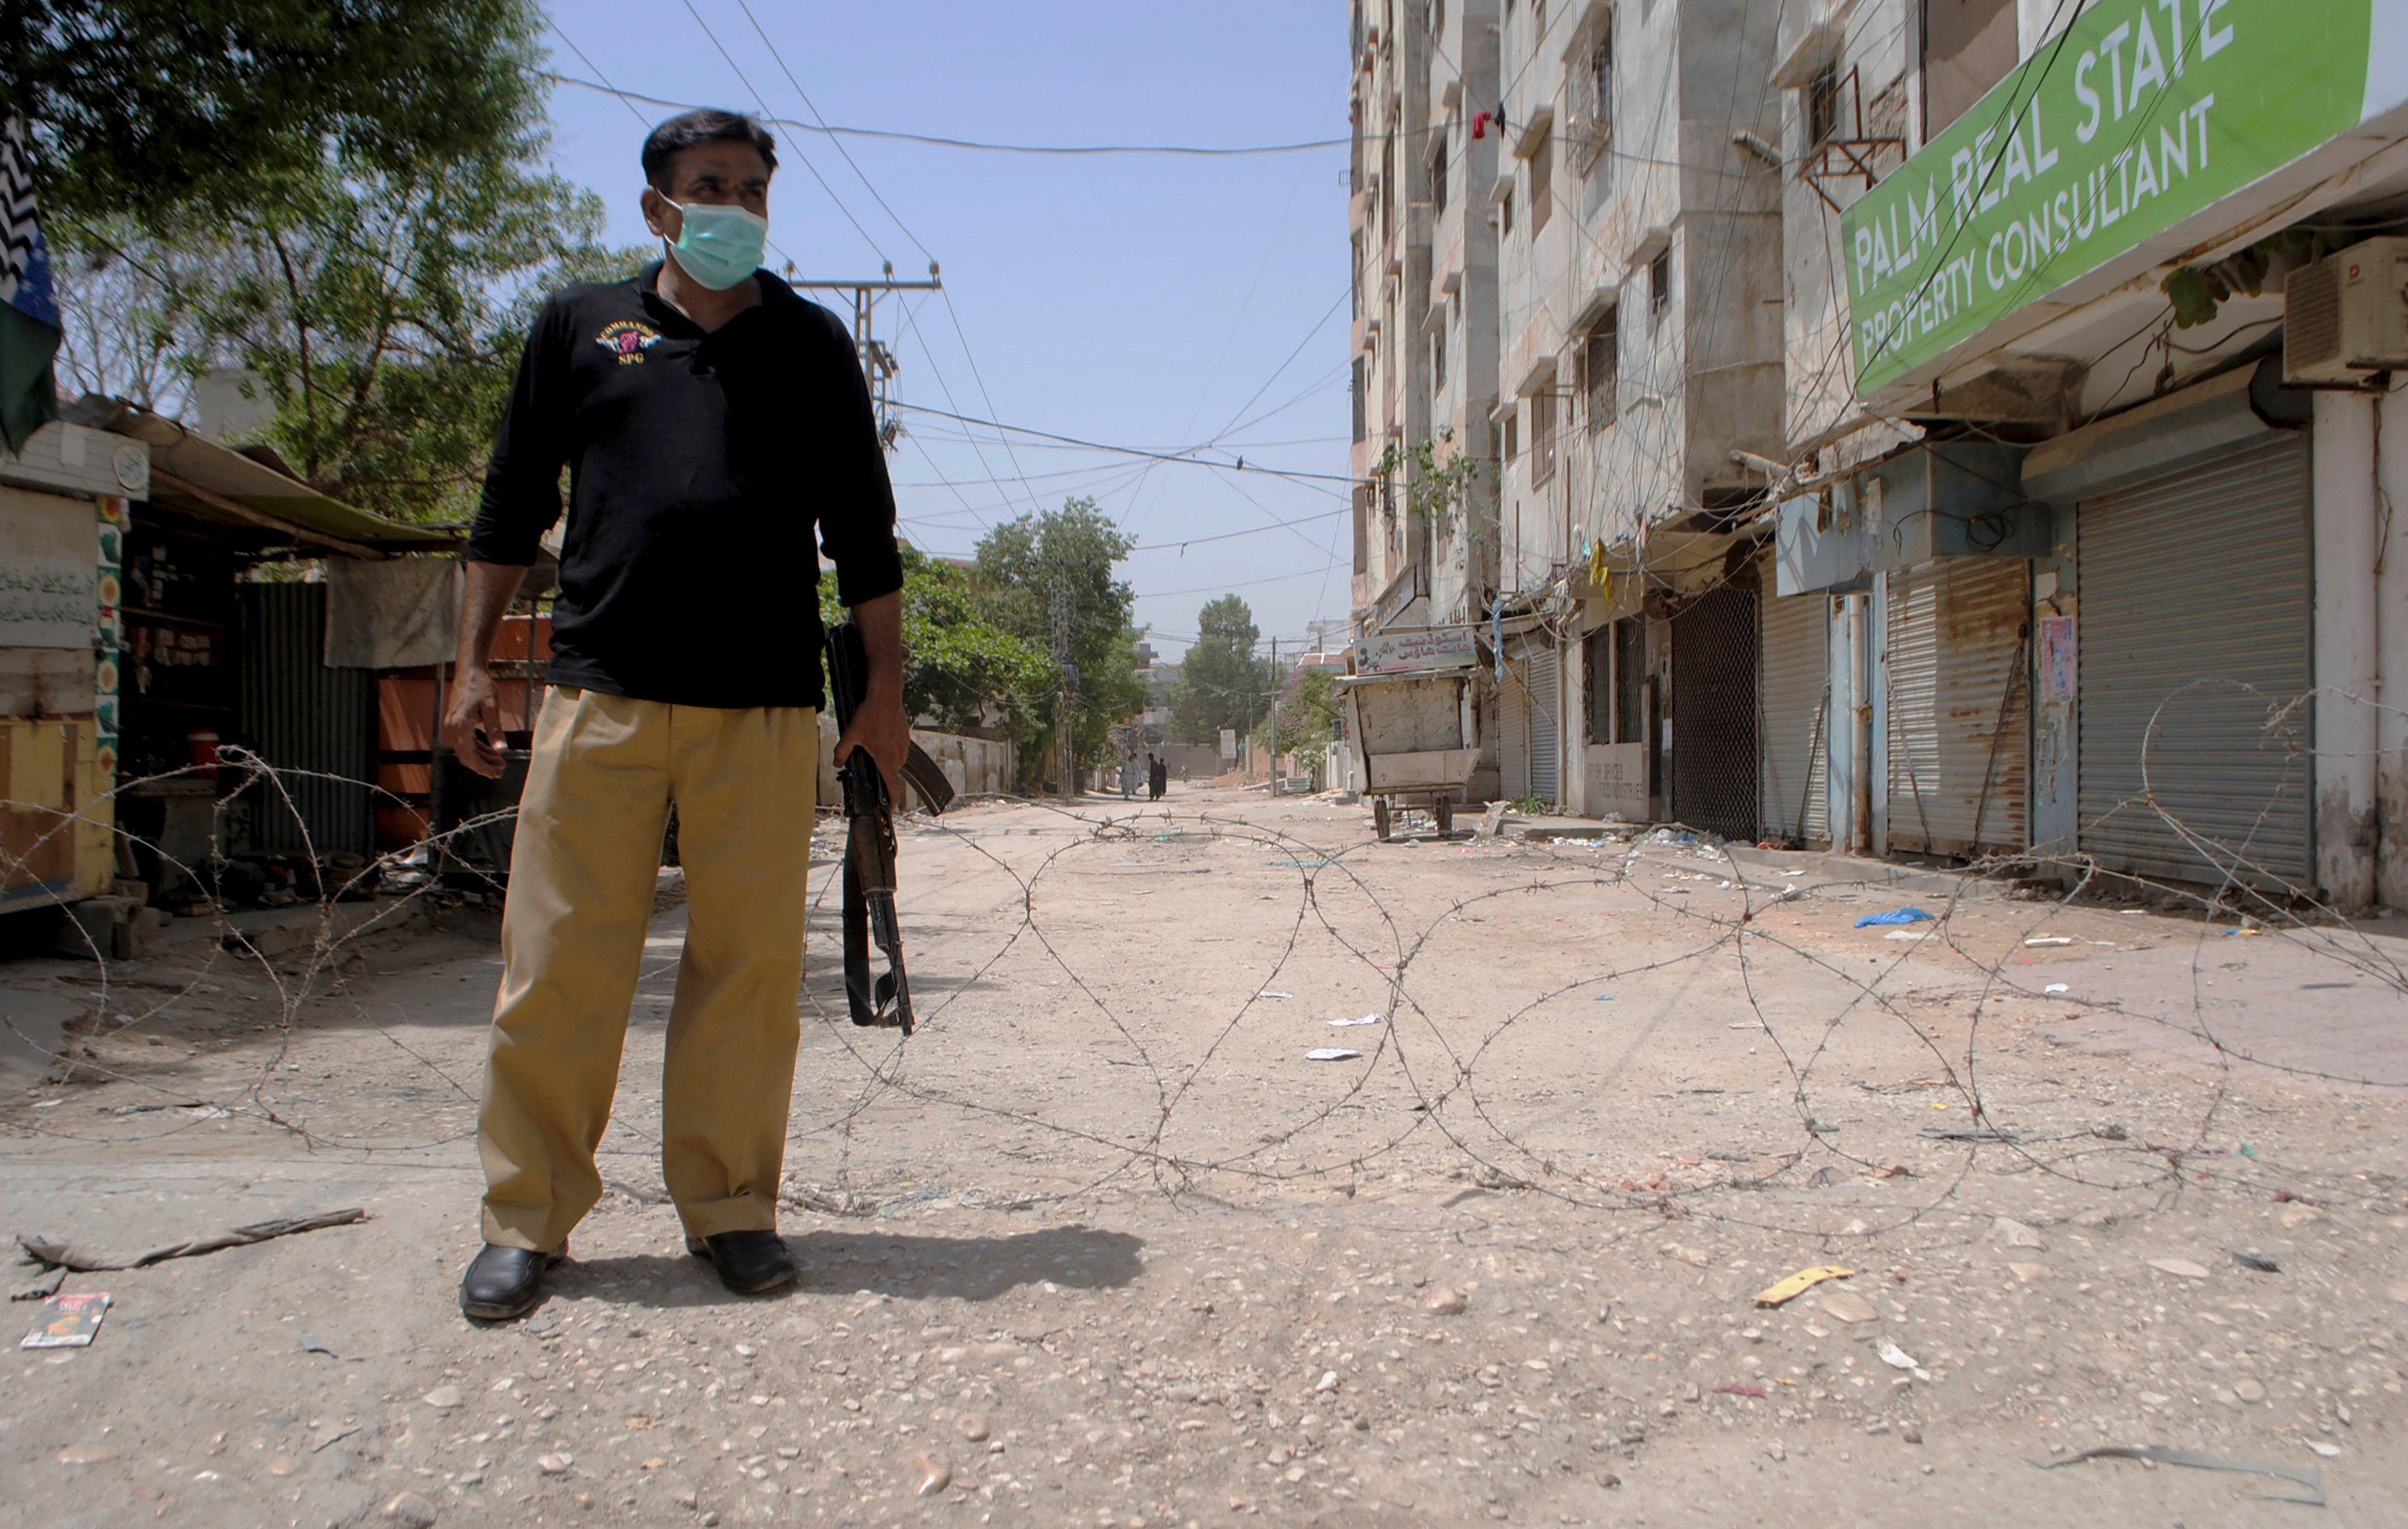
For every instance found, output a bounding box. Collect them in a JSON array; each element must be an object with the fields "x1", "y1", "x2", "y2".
[
  {"x1": 458, "y1": 1243, "x2": 565, "y2": 1320},
  {"x1": 685, "y1": 1229, "x2": 796, "y2": 1294}
]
